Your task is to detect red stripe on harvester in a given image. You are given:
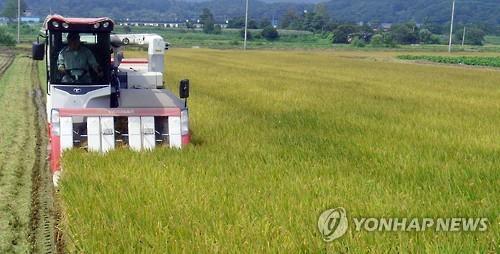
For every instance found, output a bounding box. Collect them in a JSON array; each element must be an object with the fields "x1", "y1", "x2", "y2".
[
  {"x1": 50, "y1": 134, "x2": 61, "y2": 173},
  {"x1": 182, "y1": 134, "x2": 191, "y2": 146},
  {"x1": 59, "y1": 108, "x2": 181, "y2": 117},
  {"x1": 121, "y1": 58, "x2": 149, "y2": 64}
]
